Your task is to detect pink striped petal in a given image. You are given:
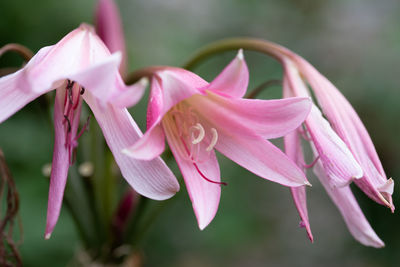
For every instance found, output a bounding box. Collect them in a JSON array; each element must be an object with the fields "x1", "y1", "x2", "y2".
[
  {"x1": 296, "y1": 57, "x2": 393, "y2": 208},
  {"x1": 206, "y1": 49, "x2": 248, "y2": 98},
  {"x1": 306, "y1": 106, "x2": 363, "y2": 187},
  {"x1": 200, "y1": 91, "x2": 311, "y2": 139},
  {"x1": 45, "y1": 90, "x2": 73, "y2": 239},
  {"x1": 284, "y1": 130, "x2": 313, "y2": 242},
  {"x1": 95, "y1": 0, "x2": 127, "y2": 75},
  {"x1": 215, "y1": 129, "x2": 308, "y2": 187},
  {"x1": 283, "y1": 61, "x2": 363, "y2": 187},
  {"x1": 27, "y1": 24, "x2": 110, "y2": 93},
  {"x1": 187, "y1": 94, "x2": 309, "y2": 187},
  {"x1": 0, "y1": 46, "x2": 54, "y2": 123},
  {"x1": 84, "y1": 93, "x2": 179, "y2": 200},
  {"x1": 163, "y1": 118, "x2": 221, "y2": 230},
  {"x1": 314, "y1": 162, "x2": 384, "y2": 248},
  {"x1": 68, "y1": 52, "x2": 144, "y2": 104},
  {"x1": 122, "y1": 123, "x2": 165, "y2": 160},
  {"x1": 147, "y1": 69, "x2": 208, "y2": 128}
]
